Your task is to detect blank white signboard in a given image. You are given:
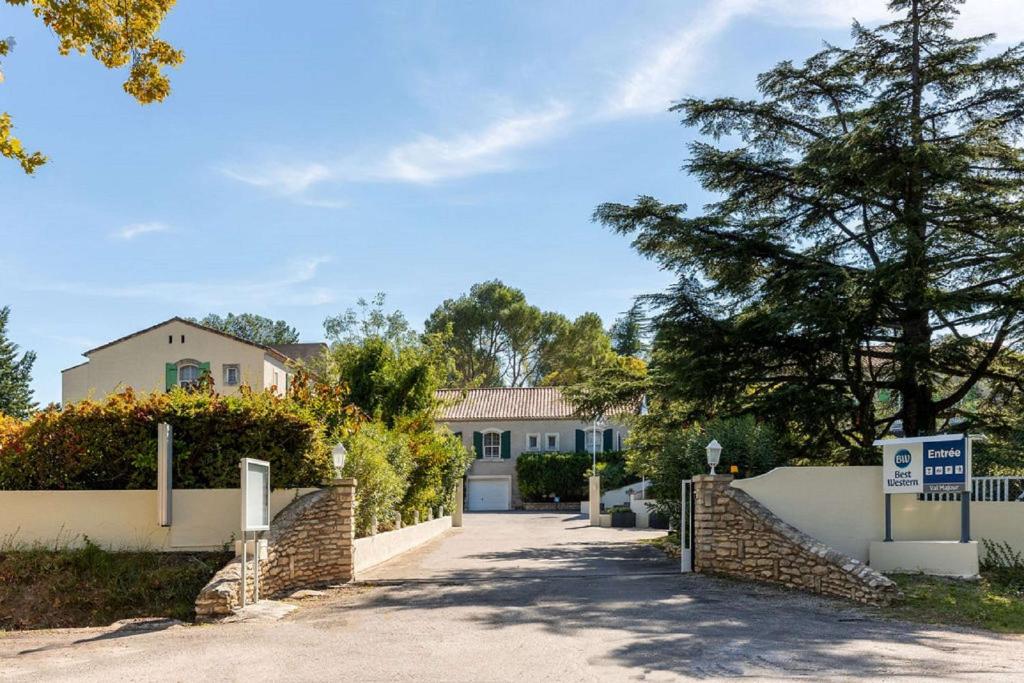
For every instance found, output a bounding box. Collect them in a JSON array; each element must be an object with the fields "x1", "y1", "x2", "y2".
[{"x1": 241, "y1": 458, "x2": 270, "y2": 531}]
